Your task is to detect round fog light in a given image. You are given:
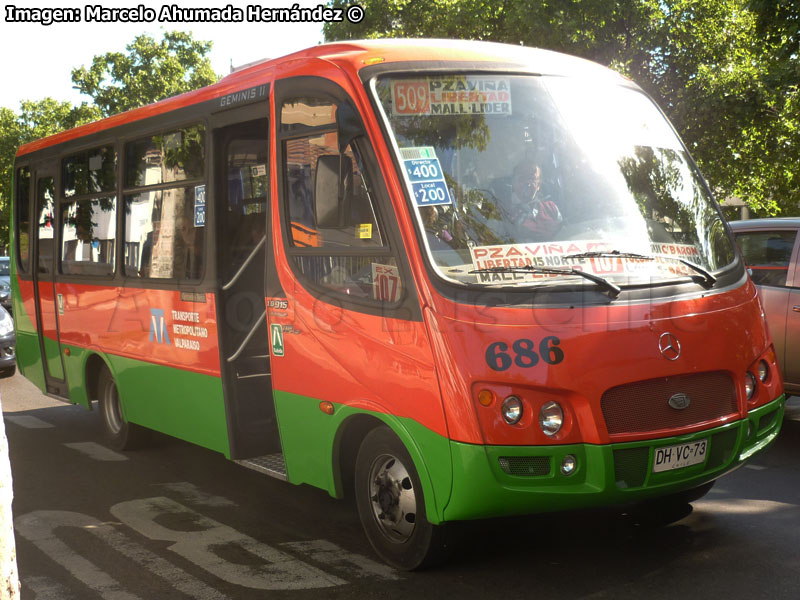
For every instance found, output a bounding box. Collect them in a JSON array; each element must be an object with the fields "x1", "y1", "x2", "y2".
[
  {"x1": 539, "y1": 401, "x2": 563, "y2": 436},
  {"x1": 501, "y1": 396, "x2": 523, "y2": 425},
  {"x1": 561, "y1": 454, "x2": 577, "y2": 476},
  {"x1": 758, "y1": 360, "x2": 769, "y2": 383},
  {"x1": 745, "y1": 372, "x2": 757, "y2": 401}
]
